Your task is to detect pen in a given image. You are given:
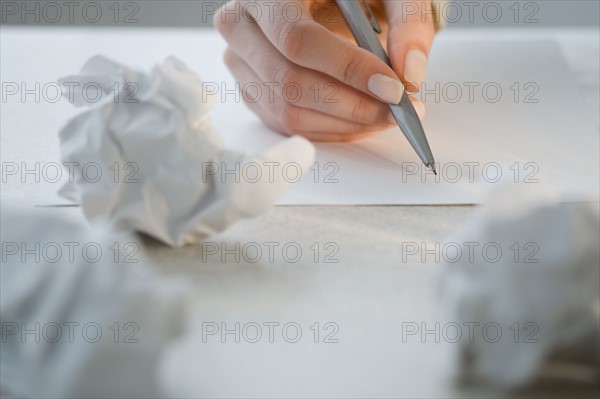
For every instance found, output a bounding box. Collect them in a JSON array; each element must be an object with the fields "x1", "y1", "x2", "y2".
[{"x1": 335, "y1": 0, "x2": 437, "y2": 174}]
